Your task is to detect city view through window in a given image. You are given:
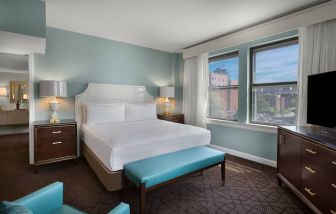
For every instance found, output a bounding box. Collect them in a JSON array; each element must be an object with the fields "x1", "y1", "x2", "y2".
[
  {"x1": 208, "y1": 39, "x2": 299, "y2": 126},
  {"x1": 252, "y1": 40, "x2": 299, "y2": 125},
  {"x1": 208, "y1": 53, "x2": 239, "y2": 120}
]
